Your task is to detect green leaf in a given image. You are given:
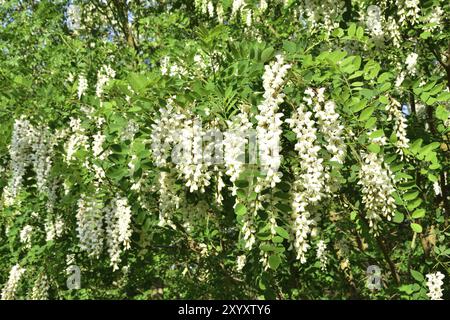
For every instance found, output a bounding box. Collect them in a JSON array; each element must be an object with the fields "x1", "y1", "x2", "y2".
[
  {"x1": 407, "y1": 198, "x2": 422, "y2": 211},
  {"x1": 235, "y1": 180, "x2": 249, "y2": 188},
  {"x1": 377, "y1": 72, "x2": 393, "y2": 83},
  {"x1": 272, "y1": 236, "x2": 284, "y2": 243},
  {"x1": 363, "y1": 60, "x2": 380, "y2": 80},
  {"x1": 367, "y1": 143, "x2": 380, "y2": 153},
  {"x1": 268, "y1": 254, "x2": 281, "y2": 270},
  {"x1": 403, "y1": 191, "x2": 419, "y2": 201},
  {"x1": 412, "y1": 209, "x2": 425, "y2": 219},
  {"x1": 393, "y1": 212, "x2": 404, "y2": 224},
  {"x1": 348, "y1": 23, "x2": 356, "y2": 37},
  {"x1": 435, "y1": 105, "x2": 449, "y2": 121},
  {"x1": 356, "y1": 26, "x2": 364, "y2": 39},
  {"x1": 364, "y1": 117, "x2": 377, "y2": 129},
  {"x1": 378, "y1": 95, "x2": 389, "y2": 104},
  {"x1": 260, "y1": 47, "x2": 275, "y2": 63},
  {"x1": 410, "y1": 270, "x2": 425, "y2": 283},
  {"x1": 359, "y1": 106, "x2": 376, "y2": 121},
  {"x1": 235, "y1": 203, "x2": 247, "y2": 216},
  {"x1": 369, "y1": 129, "x2": 384, "y2": 139},
  {"x1": 427, "y1": 173, "x2": 438, "y2": 182},
  {"x1": 411, "y1": 223, "x2": 423, "y2": 233},
  {"x1": 274, "y1": 226, "x2": 289, "y2": 239}
]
